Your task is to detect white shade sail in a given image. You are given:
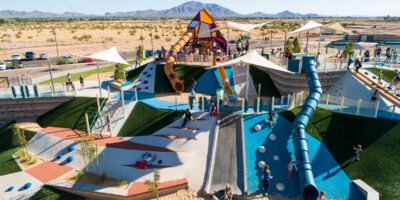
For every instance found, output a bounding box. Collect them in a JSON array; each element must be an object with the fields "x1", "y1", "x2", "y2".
[
  {"x1": 324, "y1": 22, "x2": 352, "y2": 33},
  {"x1": 81, "y1": 47, "x2": 129, "y2": 65},
  {"x1": 202, "y1": 21, "x2": 270, "y2": 35},
  {"x1": 289, "y1": 21, "x2": 323, "y2": 34},
  {"x1": 289, "y1": 21, "x2": 350, "y2": 34},
  {"x1": 356, "y1": 42, "x2": 378, "y2": 49},
  {"x1": 210, "y1": 50, "x2": 291, "y2": 73}
]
